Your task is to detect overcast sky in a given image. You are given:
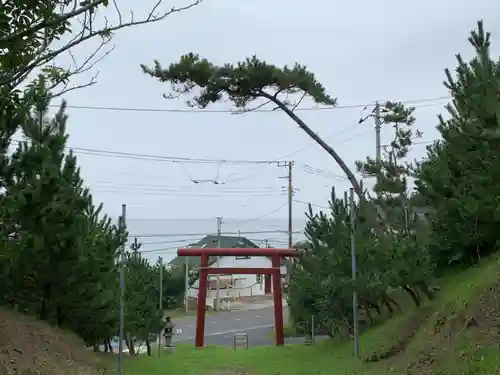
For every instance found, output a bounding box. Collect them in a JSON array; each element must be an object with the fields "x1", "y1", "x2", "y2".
[{"x1": 36, "y1": 0, "x2": 500, "y2": 256}]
